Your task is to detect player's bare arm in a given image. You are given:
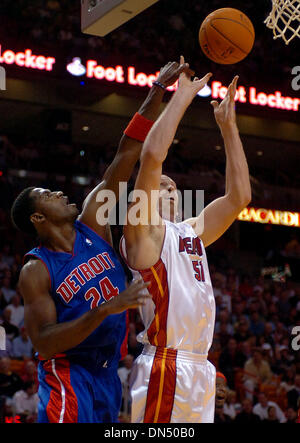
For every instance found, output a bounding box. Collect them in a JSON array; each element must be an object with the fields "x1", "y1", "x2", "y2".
[
  {"x1": 78, "y1": 60, "x2": 192, "y2": 242},
  {"x1": 19, "y1": 259, "x2": 150, "y2": 360},
  {"x1": 124, "y1": 59, "x2": 212, "y2": 269},
  {"x1": 185, "y1": 76, "x2": 252, "y2": 247}
]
